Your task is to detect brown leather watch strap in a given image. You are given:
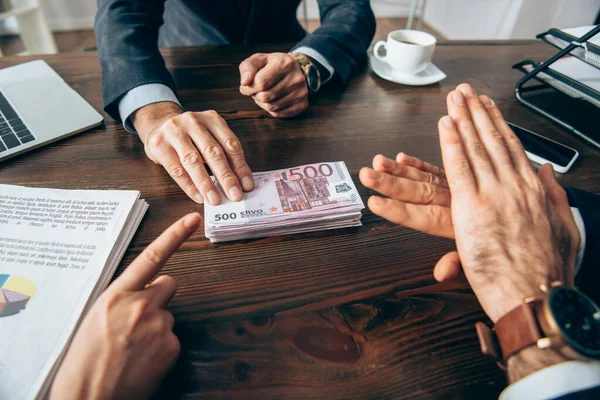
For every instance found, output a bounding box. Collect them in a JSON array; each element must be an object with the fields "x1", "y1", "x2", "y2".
[{"x1": 494, "y1": 301, "x2": 543, "y2": 359}]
